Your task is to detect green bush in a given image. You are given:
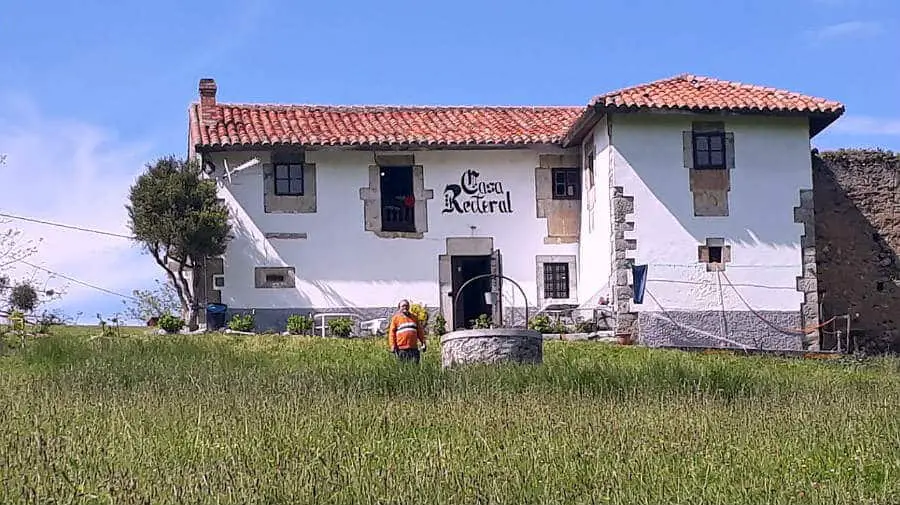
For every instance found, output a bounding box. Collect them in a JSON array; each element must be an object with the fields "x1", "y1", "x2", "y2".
[
  {"x1": 286, "y1": 314, "x2": 314, "y2": 335},
  {"x1": 431, "y1": 314, "x2": 447, "y2": 336},
  {"x1": 227, "y1": 313, "x2": 255, "y2": 333},
  {"x1": 328, "y1": 317, "x2": 354, "y2": 338},
  {"x1": 471, "y1": 313, "x2": 491, "y2": 329},
  {"x1": 409, "y1": 302, "x2": 429, "y2": 328},
  {"x1": 158, "y1": 314, "x2": 184, "y2": 333},
  {"x1": 528, "y1": 314, "x2": 552, "y2": 333}
]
